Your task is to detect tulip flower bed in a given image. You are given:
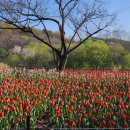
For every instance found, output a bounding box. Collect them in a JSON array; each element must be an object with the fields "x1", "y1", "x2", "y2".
[{"x1": 0, "y1": 69, "x2": 130, "y2": 129}]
